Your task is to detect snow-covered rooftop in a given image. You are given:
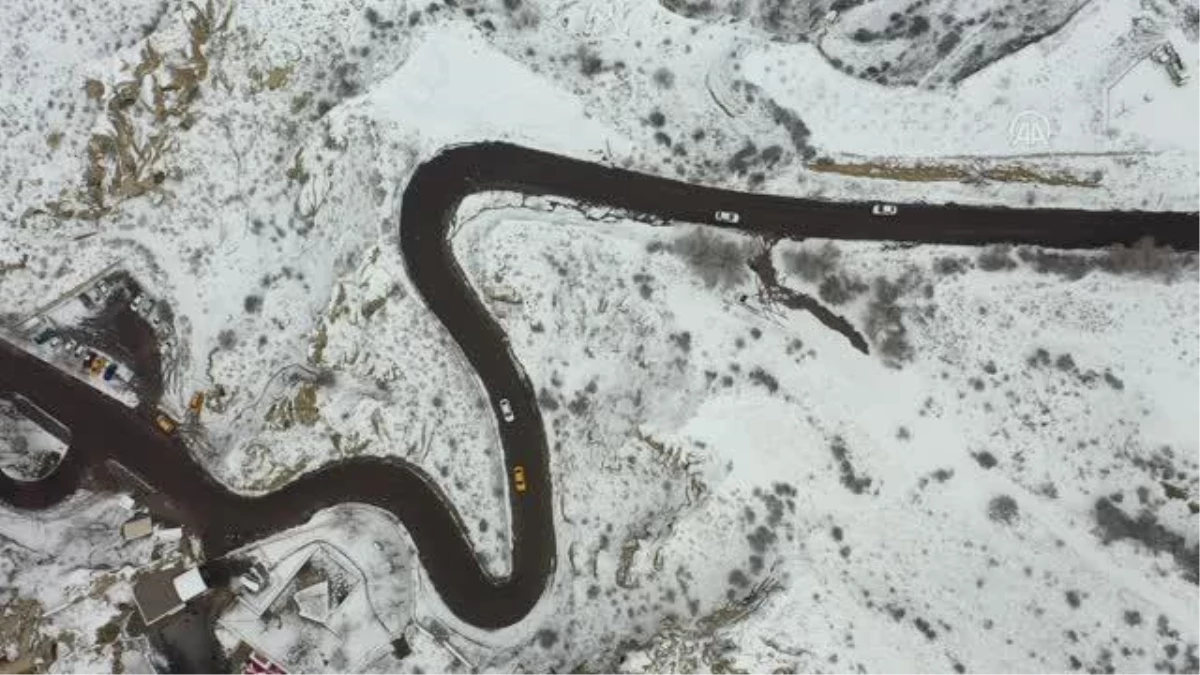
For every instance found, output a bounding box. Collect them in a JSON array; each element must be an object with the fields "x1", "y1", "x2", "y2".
[{"x1": 171, "y1": 568, "x2": 207, "y2": 603}]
